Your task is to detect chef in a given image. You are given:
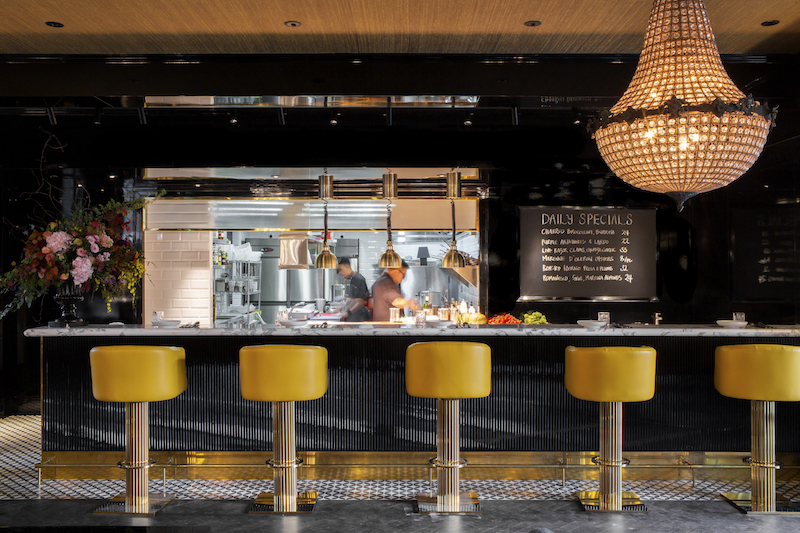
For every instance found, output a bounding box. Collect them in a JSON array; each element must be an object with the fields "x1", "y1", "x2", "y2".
[
  {"x1": 336, "y1": 257, "x2": 371, "y2": 322},
  {"x1": 369, "y1": 260, "x2": 419, "y2": 322}
]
